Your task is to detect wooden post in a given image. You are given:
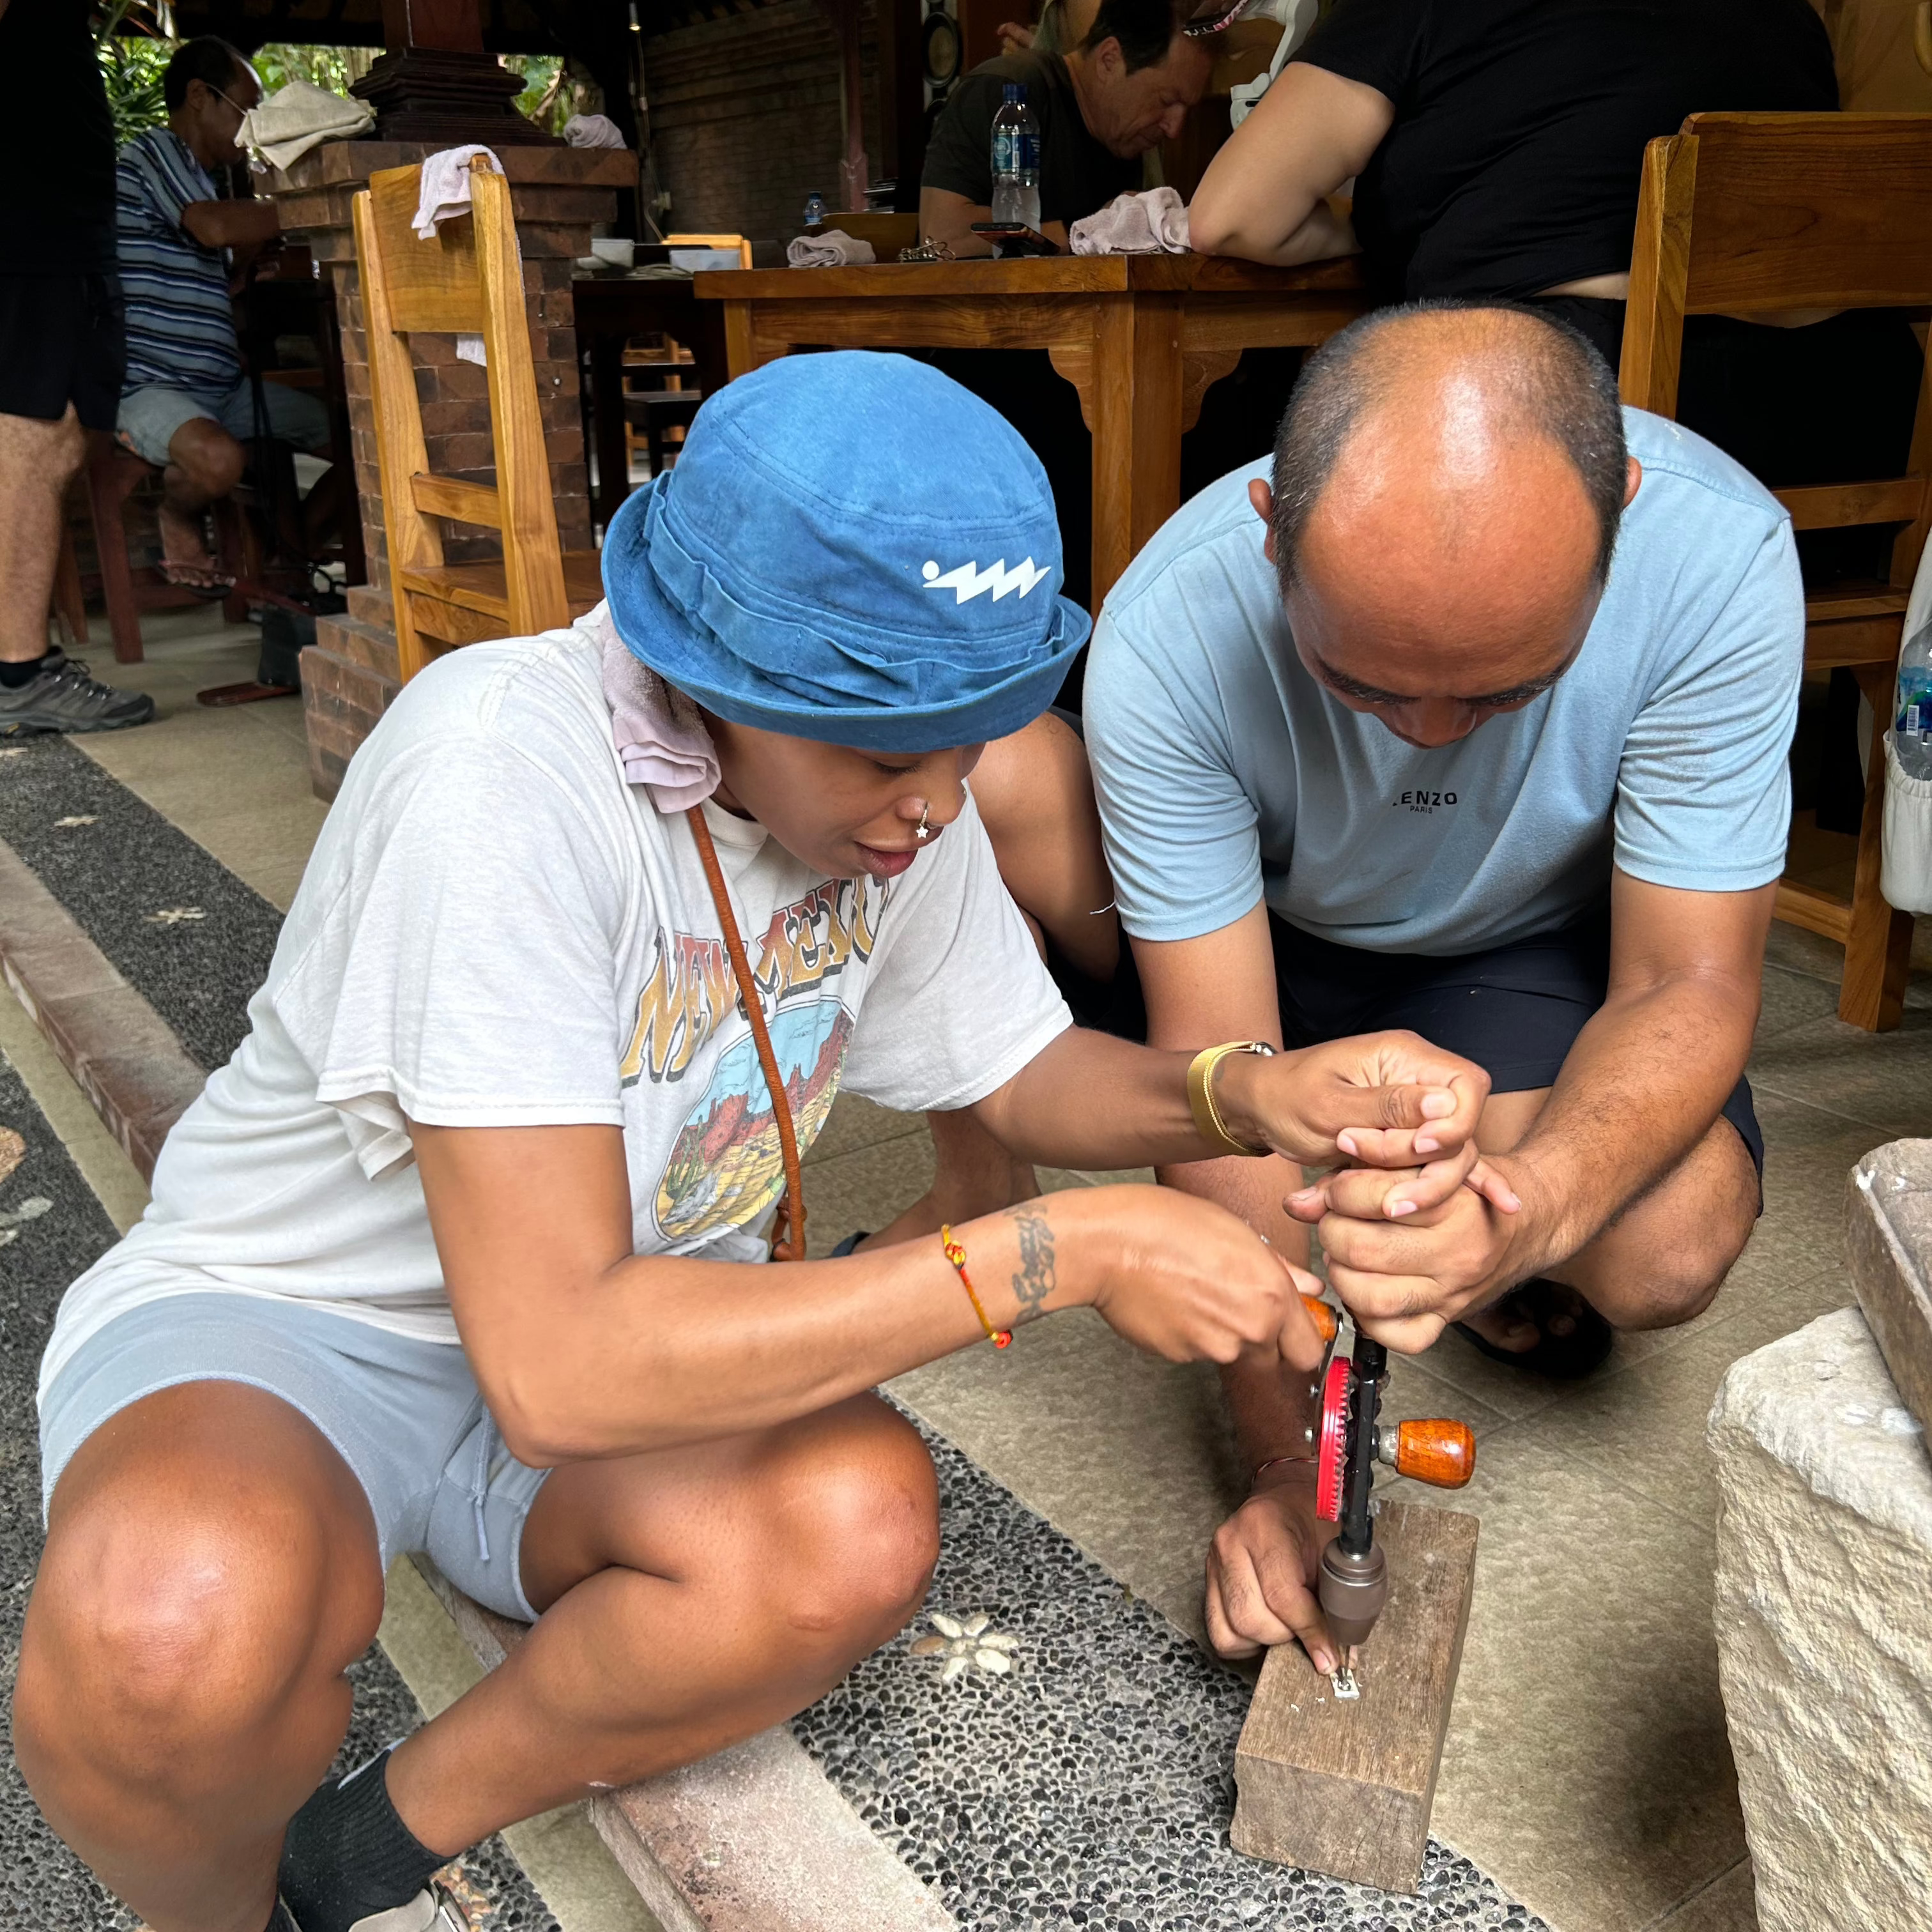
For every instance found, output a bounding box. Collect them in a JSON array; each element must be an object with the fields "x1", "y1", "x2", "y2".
[
  {"x1": 353, "y1": 0, "x2": 558, "y2": 144},
  {"x1": 1231, "y1": 1503, "x2": 1479, "y2": 1895},
  {"x1": 1089, "y1": 291, "x2": 1184, "y2": 609}
]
